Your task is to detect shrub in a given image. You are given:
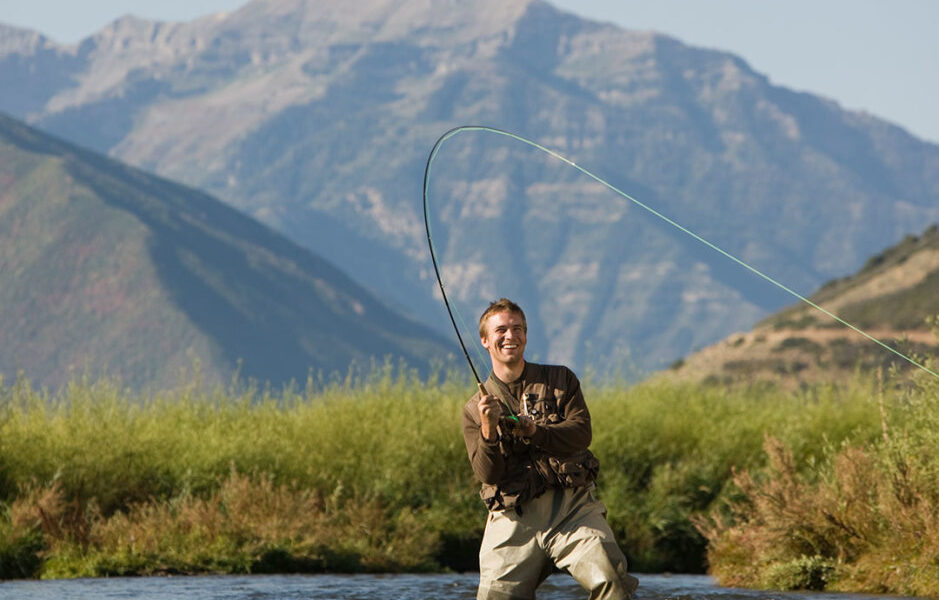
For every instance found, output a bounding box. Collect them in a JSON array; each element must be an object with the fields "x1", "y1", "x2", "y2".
[{"x1": 696, "y1": 365, "x2": 939, "y2": 596}]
